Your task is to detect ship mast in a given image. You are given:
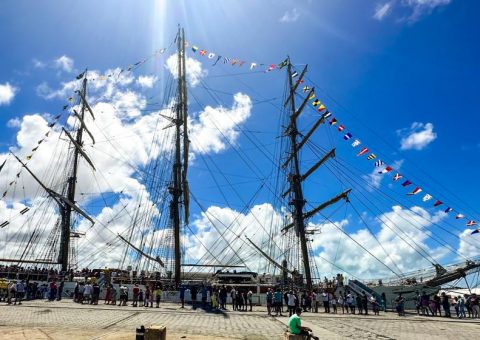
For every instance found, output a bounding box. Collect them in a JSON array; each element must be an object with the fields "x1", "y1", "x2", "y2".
[
  {"x1": 59, "y1": 74, "x2": 95, "y2": 272},
  {"x1": 285, "y1": 62, "x2": 312, "y2": 290},
  {"x1": 11, "y1": 73, "x2": 95, "y2": 269},
  {"x1": 170, "y1": 26, "x2": 189, "y2": 287},
  {"x1": 283, "y1": 59, "x2": 350, "y2": 290}
]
